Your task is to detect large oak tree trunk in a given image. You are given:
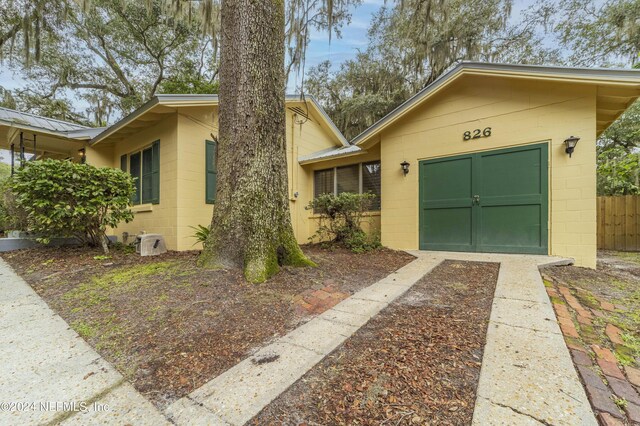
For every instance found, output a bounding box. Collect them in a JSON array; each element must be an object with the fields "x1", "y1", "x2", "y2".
[{"x1": 199, "y1": 0, "x2": 314, "y2": 282}]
